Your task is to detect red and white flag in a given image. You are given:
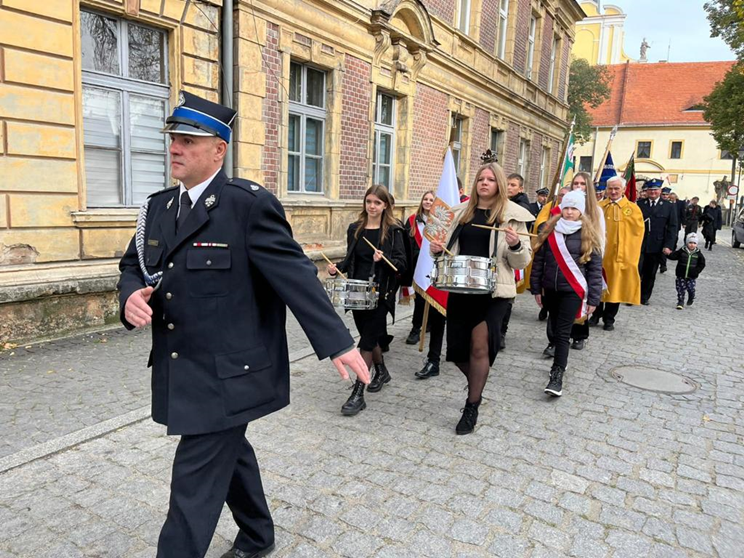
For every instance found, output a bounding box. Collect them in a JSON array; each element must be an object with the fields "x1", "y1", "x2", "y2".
[{"x1": 413, "y1": 149, "x2": 460, "y2": 315}]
